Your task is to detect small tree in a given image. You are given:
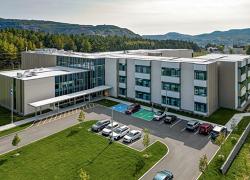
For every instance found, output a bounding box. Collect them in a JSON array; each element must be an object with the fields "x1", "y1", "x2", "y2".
[
  {"x1": 79, "y1": 168, "x2": 90, "y2": 180},
  {"x1": 246, "y1": 46, "x2": 250, "y2": 55},
  {"x1": 215, "y1": 133, "x2": 226, "y2": 146},
  {"x1": 12, "y1": 134, "x2": 21, "y2": 154},
  {"x1": 78, "y1": 110, "x2": 85, "y2": 127},
  {"x1": 142, "y1": 128, "x2": 150, "y2": 148},
  {"x1": 199, "y1": 154, "x2": 208, "y2": 176}
]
